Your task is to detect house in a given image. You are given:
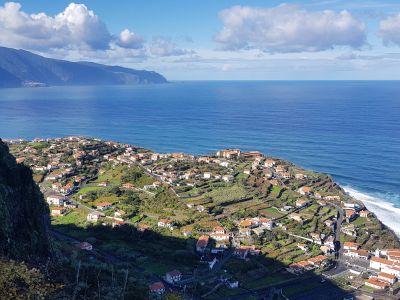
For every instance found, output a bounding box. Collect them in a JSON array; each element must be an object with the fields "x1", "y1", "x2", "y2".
[
  {"x1": 297, "y1": 243, "x2": 309, "y2": 251},
  {"x1": 324, "y1": 219, "x2": 336, "y2": 228},
  {"x1": 324, "y1": 235, "x2": 335, "y2": 250},
  {"x1": 288, "y1": 213, "x2": 303, "y2": 223},
  {"x1": 365, "y1": 277, "x2": 388, "y2": 290},
  {"x1": 158, "y1": 219, "x2": 174, "y2": 230},
  {"x1": 122, "y1": 182, "x2": 136, "y2": 190},
  {"x1": 96, "y1": 202, "x2": 112, "y2": 211},
  {"x1": 324, "y1": 195, "x2": 341, "y2": 201},
  {"x1": 197, "y1": 205, "x2": 206, "y2": 212},
  {"x1": 137, "y1": 223, "x2": 150, "y2": 232},
  {"x1": 343, "y1": 242, "x2": 360, "y2": 251},
  {"x1": 51, "y1": 207, "x2": 66, "y2": 216},
  {"x1": 264, "y1": 159, "x2": 276, "y2": 167},
  {"x1": 77, "y1": 242, "x2": 93, "y2": 251},
  {"x1": 98, "y1": 182, "x2": 108, "y2": 187},
  {"x1": 239, "y1": 219, "x2": 254, "y2": 228},
  {"x1": 298, "y1": 186, "x2": 312, "y2": 196},
  {"x1": 149, "y1": 281, "x2": 165, "y2": 295},
  {"x1": 314, "y1": 192, "x2": 322, "y2": 199},
  {"x1": 360, "y1": 210, "x2": 371, "y2": 218},
  {"x1": 47, "y1": 195, "x2": 65, "y2": 206},
  {"x1": 196, "y1": 235, "x2": 209, "y2": 252},
  {"x1": 222, "y1": 175, "x2": 234, "y2": 182},
  {"x1": 203, "y1": 172, "x2": 212, "y2": 179},
  {"x1": 165, "y1": 270, "x2": 182, "y2": 284},
  {"x1": 243, "y1": 169, "x2": 251, "y2": 175},
  {"x1": 387, "y1": 249, "x2": 400, "y2": 262},
  {"x1": 61, "y1": 182, "x2": 75, "y2": 194},
  {"x1": 307, "y1": 255, "x2": 329, "y2": 267},
  {"x1": 114, "y1": 210, "x2": 126, "y2": 218},
  {"x1": 259, "y1": 217, "x2": 274, "y2": 230},
  {"x1": 343, "y1": 202, "x2": 358, "y2": 210},
  {"x1": 320, "y1": 245, "x2": 332, "y2": 256},
  {"x1": 87, "y1": 212, "x2": 103, "y2": 222},
  {"x1": 310, "y1": 233, "x2": 322, "y2": 245},
  {"x1": 378, "y1": 272, "x2": 397, "y2": 284},
  {"x1": 295, "y1": 198, "x2": 309, "y2": 208},
  {"x1": 216, "y1": 149, "x2": 241, "y2": 159},
  {"x1": 295, "y1": 173, "x2": 306, "y2": 180},
  {"x1": 344, "y1": 249, "x2": 369, "y2": 260},
  {"x1": 210, "y1": 233, "x2": 229, "y2": 241},
  {"x1": 289, "y1": 260, "x2": 312, "y2": 274},
  {"x1": 345, "y1": 210, "x2": 357, "y2": 222},
  {"x1": 219, "y1": 161, "x2": 229, "y2": 168},
  {"x1": 356, "y1": 249, "x2": 370, "y2": 260},
  {"x1": 213, "y1": 226, "x2": 226, "y2": 234},
  {"x1": 112, "y1": 220, "x2": 125, "y2": 228},
  {"x1": 370, "y1": 256, "x2": 394, "y2": 270},
  {"x1": 341, "y1": 224, "x2": 357, "y2": 237},
  {"x1": 275, "y1": 165, "x2": 286, "y2": 173}
]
